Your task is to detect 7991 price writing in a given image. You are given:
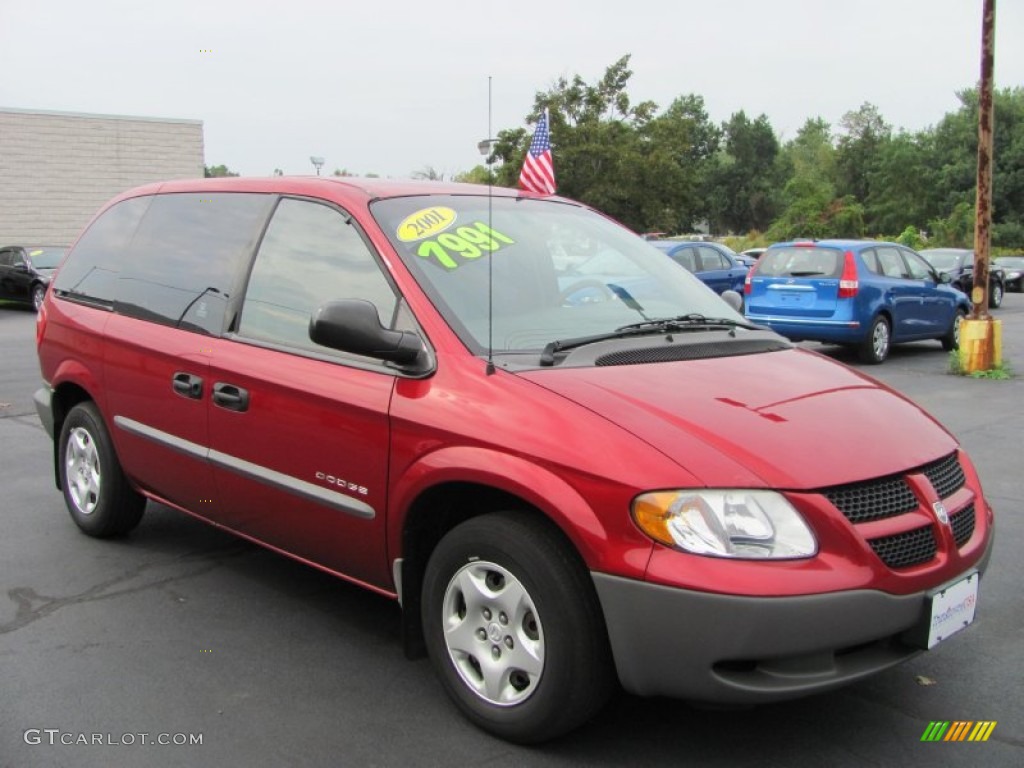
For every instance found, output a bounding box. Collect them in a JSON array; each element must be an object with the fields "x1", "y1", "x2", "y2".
[{"x1": 416, "y1": 222, "x2": 514, "y2": 270}]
